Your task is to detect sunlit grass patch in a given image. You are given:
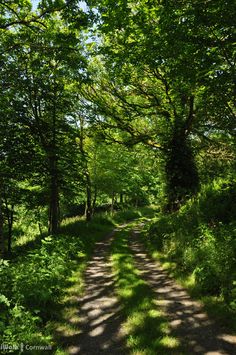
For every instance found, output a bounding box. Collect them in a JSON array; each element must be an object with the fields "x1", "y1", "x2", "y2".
[
  {"x1": 159, "y1": 336, "x2": 180, "y2": 348},
  {"x1": 111, "y1": 227, "x2": 181, "y2": 354}
]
